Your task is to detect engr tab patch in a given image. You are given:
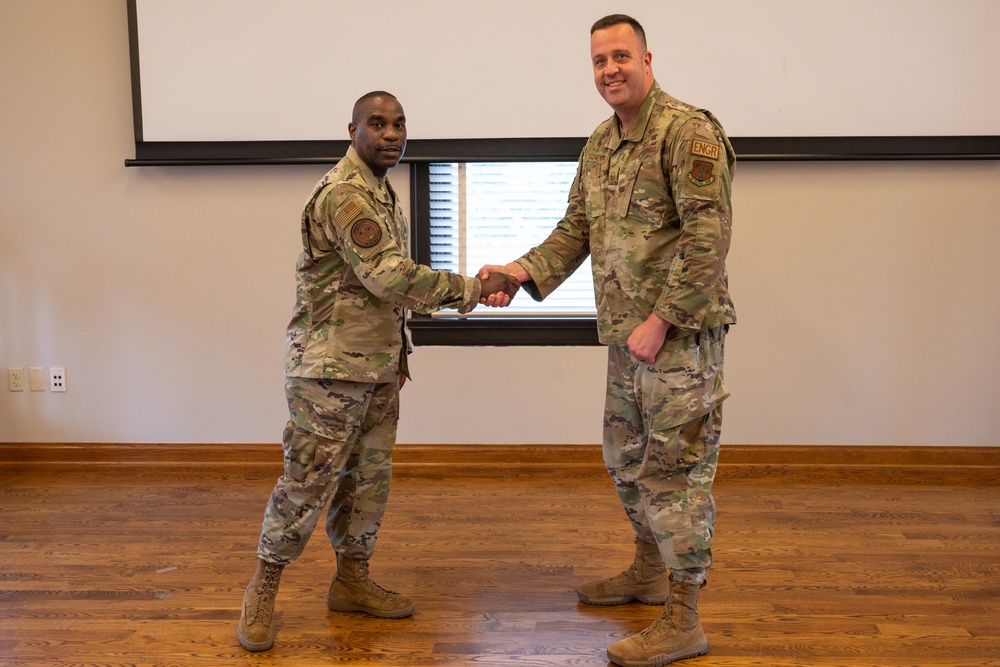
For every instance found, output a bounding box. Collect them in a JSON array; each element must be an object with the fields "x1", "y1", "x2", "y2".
[{"x1": 691, "y1": 139, "x2": 720, "y2": 161}]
